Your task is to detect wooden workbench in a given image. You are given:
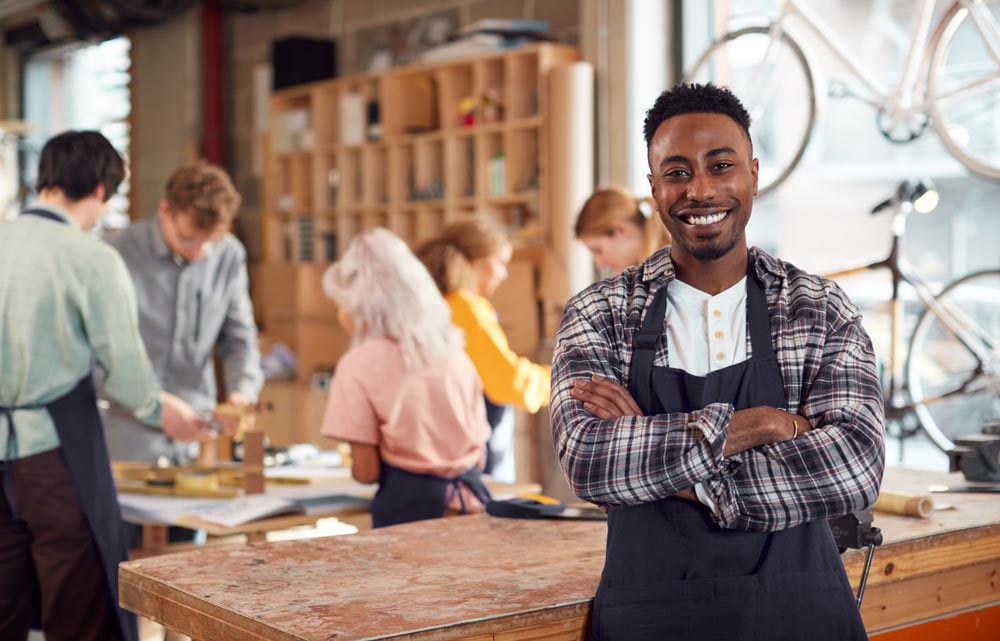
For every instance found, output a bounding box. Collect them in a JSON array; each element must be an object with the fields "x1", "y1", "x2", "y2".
[
  {"x1": 119, "y1": 467, "x2": 1000, "y2": 640},
  {"x1": 121, "y1": 472, "x2": 540, "y2": 555}
]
